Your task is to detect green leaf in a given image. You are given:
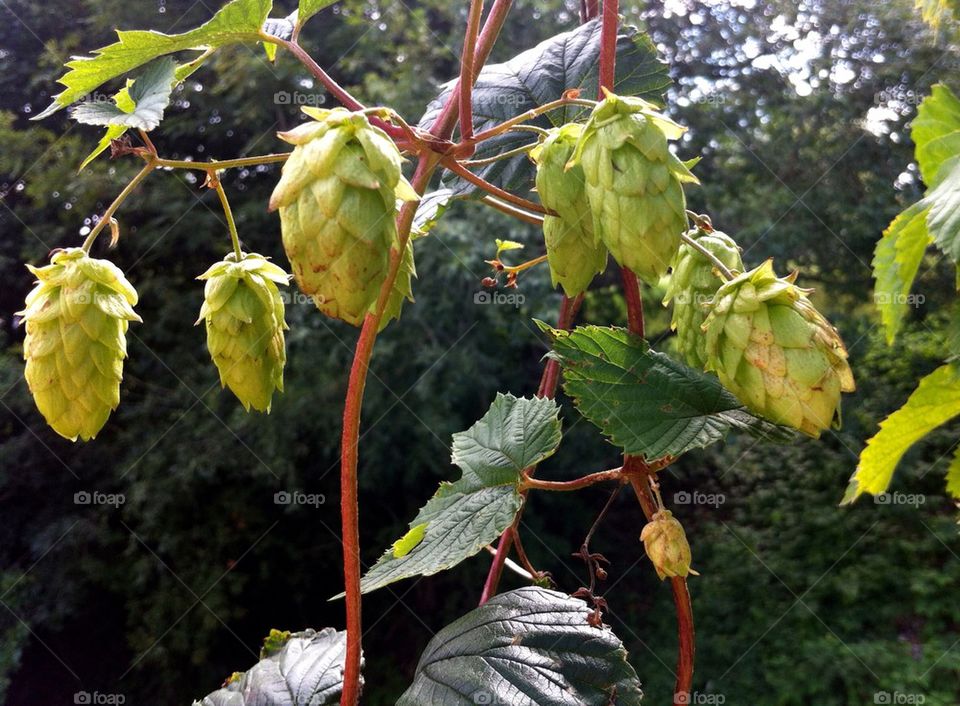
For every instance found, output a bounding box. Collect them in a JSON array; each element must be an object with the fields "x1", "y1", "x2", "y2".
[
  {"x1": 947, "y1": 447, "x2": 960, "y2": 500},
  {"x1": 922, "y1": 155, "x2": 960, "y2": 262},
  {"x1": 420, "y1": 19, "x2": 671, "y2": 198},
  {"x1": 844, "y1": 364, "x2": 960, "y2": 503},
  {"x1": 397, "y1": 586, "x2": 643, "y2": 706},
  {"x1": 34, "y1": 0, "x2": 272, "y2": 119},
  {"x1": 356, "y1": 394, "x2": 562, "y2": 596},
  {"x1": 411, "y1": 188, "x2": 454, "y2": 238},
  {"x1": 71, "y1": 57, "x2": 177, "y2": 131},
  {"x1": 544, "y1": 324, "x2": 795, "y2": 460},
  {"x1": 298, "y1": 0, "x2": 338, "y2": 27},
  {"x1": 911, "y1": 83, "x2": 960, "y2": 188},
  {"x1": 192, "y1": 628, "x2": 356, "y2": 706},
  {"x1": 873, "y1": 200, "x2": 932, "y2": 343},
  {"x1": 78, "y1": 125, "x2": 128, "y2": 172}
]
